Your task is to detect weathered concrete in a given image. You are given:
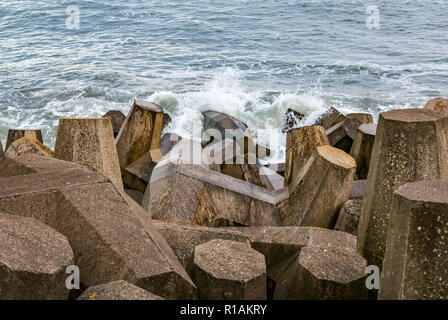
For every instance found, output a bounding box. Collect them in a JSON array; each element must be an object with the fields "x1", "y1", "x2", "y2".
[
  {"x1": 54, "y1": 117, "x2": 123, "y2": 189},
  {"x1": 350, "y1": 123, "x2": 376, "y2": 180},
  {"x1": 116, "y1": 100, "x2": 163, "y2": 168},
  {"x1": 77, "y1": 280, "x2": 163, "y2": 300},
  {"x1": 357, "y1": 108, "x2": 448, "y2": 270},
  {"x1": 314, "y1": 107, "x2": 345, "y2": 130},
  {"x1": 121, "y1": 132, "x2": 181, "y2": 194},
  {"x1": 124, "y1": 189, "x2": 143, "y2": 205},
  {"x1": 5, "y1": 129, "x2": 43, "y2": 151},
  {"x1": 155, "y1": 221, "x2": 249, "y2": 271},
  {"x1": 103, "y1": 110, "x2": 126, "y2": 138},
  {"x1": 0, "y1": 153, "x2": 88, "y2": 178},
  {"x1": 379, "y1": 181, "x2": 448, "y2": 300},
  {"x1": 424, "y1": 97, "x2": 448, "y2": 114},
  {"x1": 4, "y1": 137, "x2": 54, "y2": 158},
  {"x1": 146, "y1": 139, "x2": 288, "y2": 227},
  {"x1": 326, "y1": 120, "x2": 347, "y2": 147},
  {"x1": 235, "y1": 226, "x2": 362, "y2": 299},
  {"x1": 349, "y1": 179, "x2": 367, "y2": 199},
  {"x1": 115, "y1": 100, "x2": 168, "y2": 192},
  {"x1": 220, "y1": 162, "x2": 267, "y2": 188},
  {"x1": 191, "y1": 239, "x2": 266, "y2": 299},
  {"x1": 0, "y1": 155, "x2": 196, "y2": 299},
  {"x1": 202, "y1": 110, "x2": 270, "y2": 159},
  {"x1": 290, "y1": 245, "x2": 367, "y2": 299},
  {"x1": 149, "y1": 111, "x2": 164, "y2": 161},
  {"x1": 204, "y1": 137, "x2": 275, "y2": 189},
  {"x1": 334, "y1": 199, "x2": 363, "y2": 236},
  {"x1": 284, "y1": 125, "x2": 329, "y2": 191},
  {"x1": 283, "y1": 146, "x2": 356, "y2": 228},
  {"x1": 326, "y1": 113, "x2": 374, "y2": 154},
  {"x1": 344, "y1": 113, "x2": 374, "y2": 139},
  {"x1": 283, "y1": 108, "x2": 304, "y2": 133},
  {"x1": 0, "y1": 212, "x2": 74, "y2": 299}
]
